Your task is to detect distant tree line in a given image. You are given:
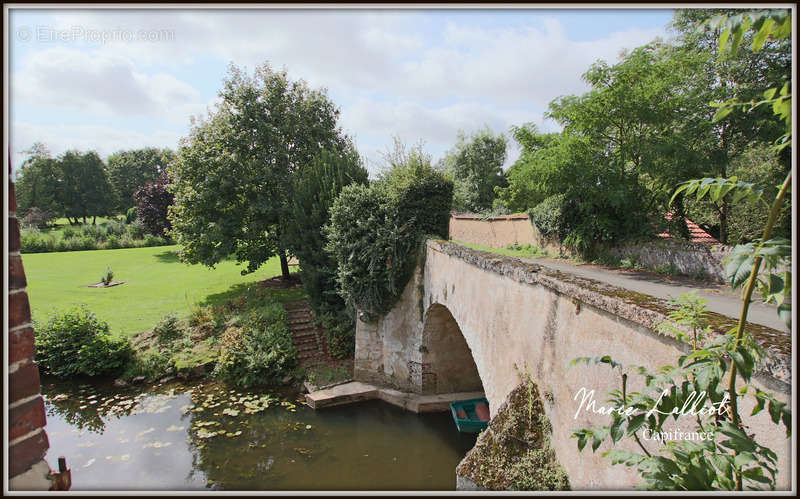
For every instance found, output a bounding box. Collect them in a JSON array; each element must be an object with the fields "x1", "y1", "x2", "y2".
[{"x1": 15, "y1": 143, "x2": 175, "y2": 234}]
